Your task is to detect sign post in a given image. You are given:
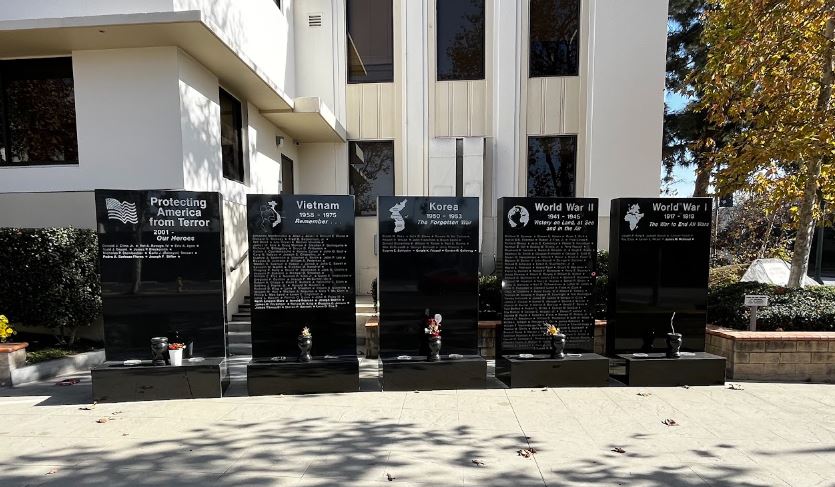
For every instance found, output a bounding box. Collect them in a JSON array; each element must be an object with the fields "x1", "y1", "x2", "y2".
[{"x1": 744, "y1": 295, "x2": 769, "y2": 331}]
